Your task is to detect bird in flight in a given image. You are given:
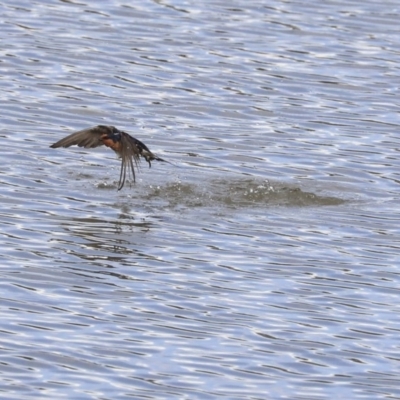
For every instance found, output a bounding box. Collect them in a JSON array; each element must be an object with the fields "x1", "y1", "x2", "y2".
[{"x1": 50, "y1": 125, "x2": 167, "y2": 190}]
